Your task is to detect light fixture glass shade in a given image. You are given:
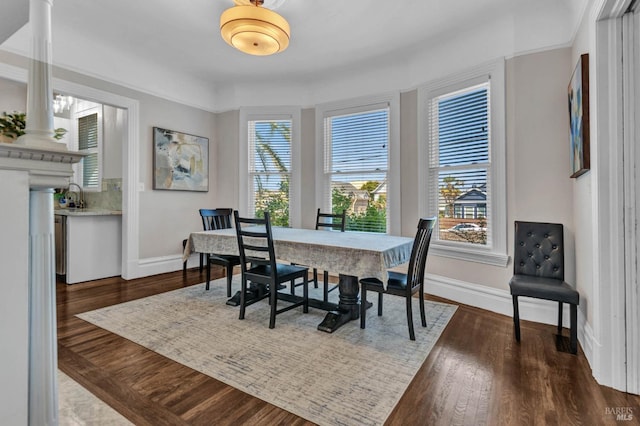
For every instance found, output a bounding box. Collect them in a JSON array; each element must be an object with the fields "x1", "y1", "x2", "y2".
[{"x1": 220, "y1": 5, "x2": 290, "y2": 56}]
